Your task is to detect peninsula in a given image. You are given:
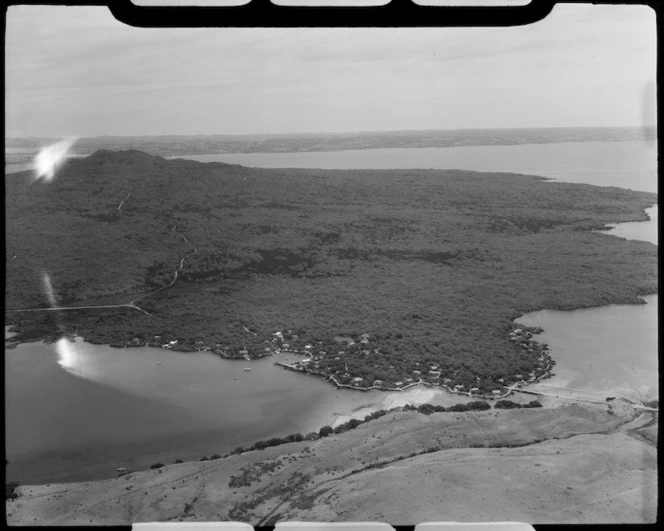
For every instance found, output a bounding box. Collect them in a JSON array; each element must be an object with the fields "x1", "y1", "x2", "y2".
[{"x1": 5, "y1": 150, "x2": 657, "y2": 394}]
